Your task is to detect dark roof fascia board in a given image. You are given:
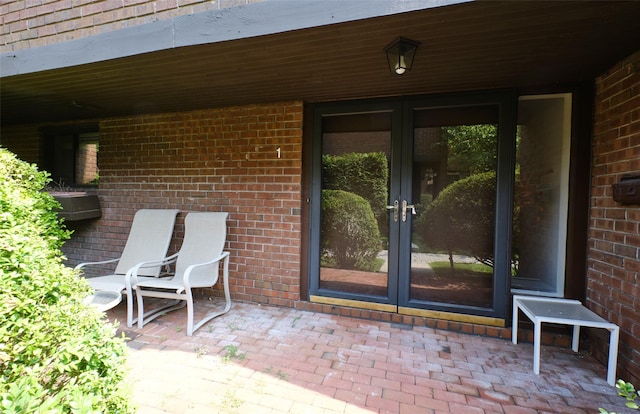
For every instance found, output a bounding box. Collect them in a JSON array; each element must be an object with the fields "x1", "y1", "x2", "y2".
[{"x1": 1, "y1": 0, "x2": 469, "y2": 77}]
